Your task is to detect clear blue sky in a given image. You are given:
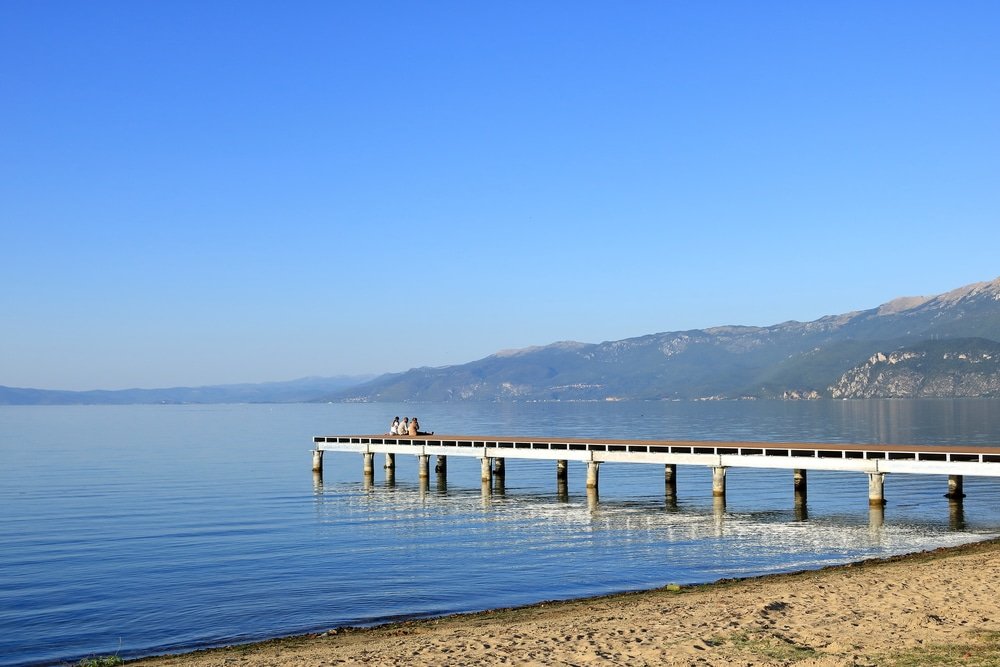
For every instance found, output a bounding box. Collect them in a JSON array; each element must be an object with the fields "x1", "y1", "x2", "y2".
[{"x1": 2, "y1": 1, "x2": 998, "y2": 390}]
